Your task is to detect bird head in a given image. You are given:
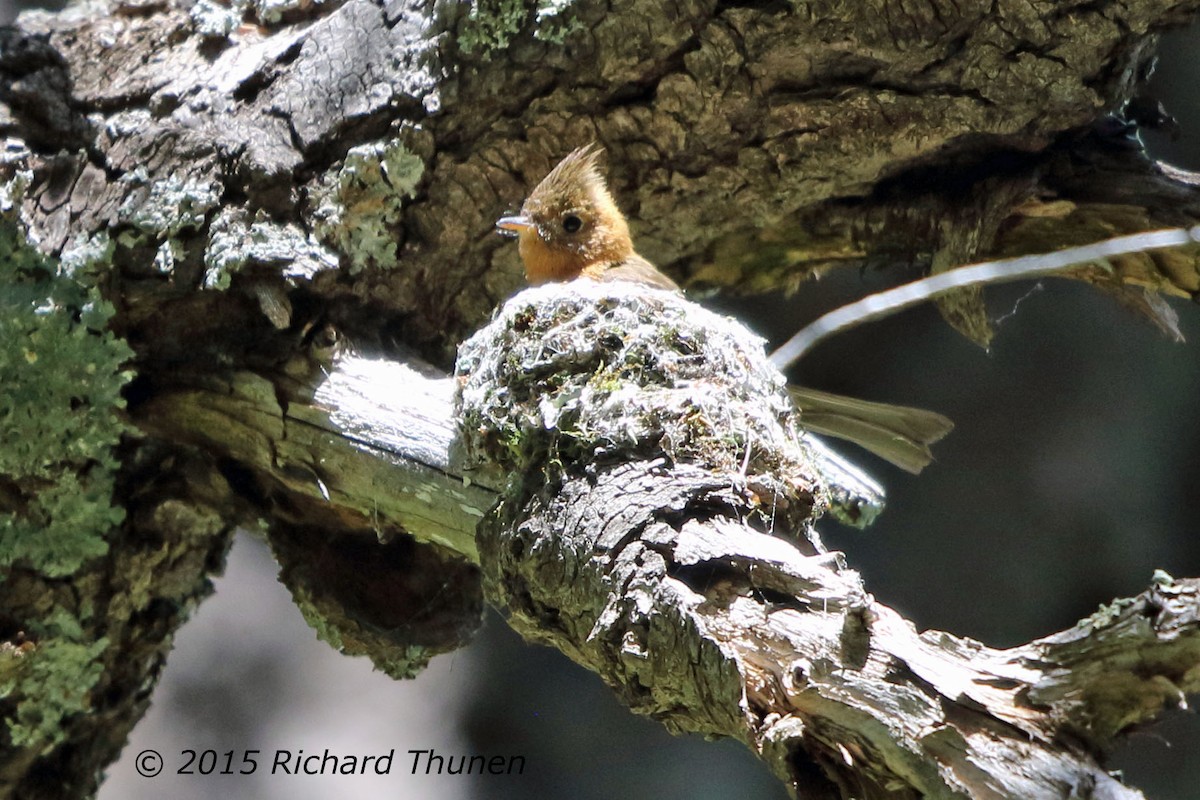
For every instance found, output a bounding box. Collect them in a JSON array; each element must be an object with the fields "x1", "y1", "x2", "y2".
[{"x1": 497, "y1": 145, "x2": 635, "y2": 284}]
